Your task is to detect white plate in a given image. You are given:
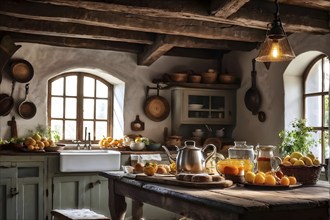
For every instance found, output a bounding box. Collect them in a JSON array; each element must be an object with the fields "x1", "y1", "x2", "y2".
[{"x1": 189, "y1": 104, "x2": 203, "y2": 110}]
